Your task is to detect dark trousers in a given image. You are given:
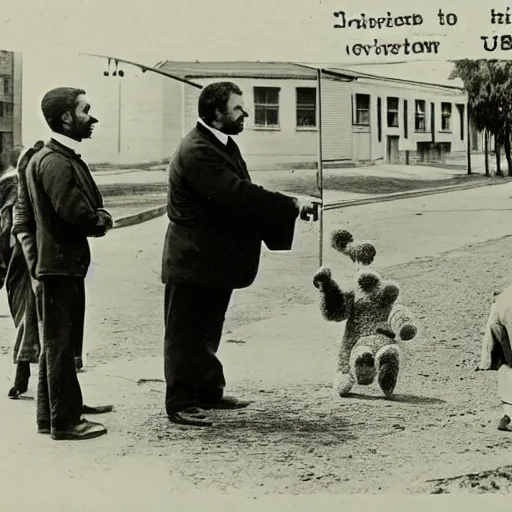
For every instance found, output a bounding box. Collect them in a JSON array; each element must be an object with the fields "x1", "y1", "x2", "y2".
[
  {"x1": 36, "y1": 276, "x2": 85, "y2": 430},
  {"x1": 164, "y1": 281, "x2": 232, "y2": 414},
  {"x1": 12, "y1": 288, "x2": 40, "y2": 393},
  {"x1": 13, "y1": 362, "x2": 31, "y2": 393}
]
